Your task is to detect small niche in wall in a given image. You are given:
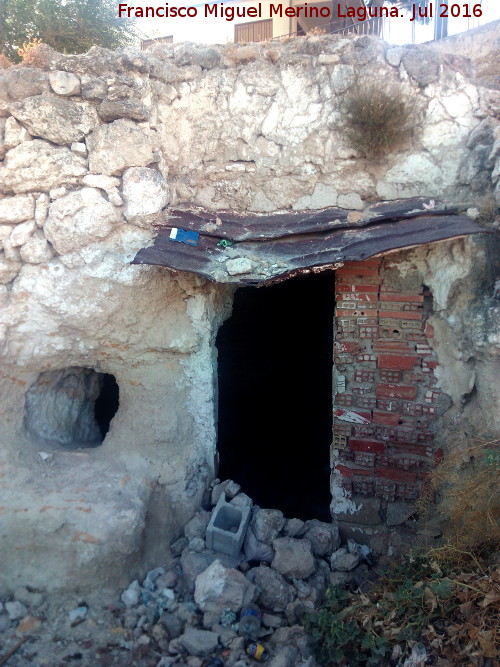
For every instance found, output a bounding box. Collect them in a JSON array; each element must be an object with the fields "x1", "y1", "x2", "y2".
[{"x1": 24, "y1": 367, "x2": 119, "y2": 449}]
